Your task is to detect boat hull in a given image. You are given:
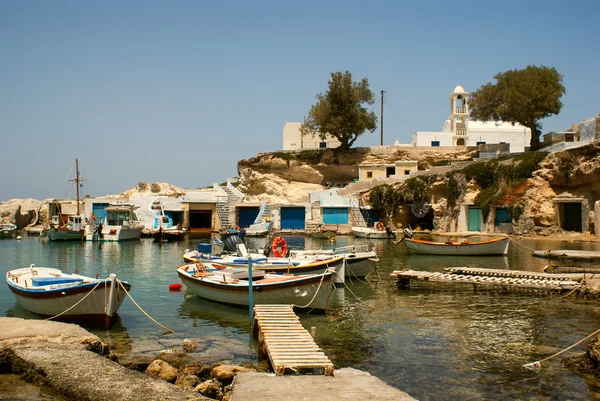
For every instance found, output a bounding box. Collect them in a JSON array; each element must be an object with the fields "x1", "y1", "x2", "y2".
[
  {"x1": 48, "y1": 228, "x2": 85, "y2": 241},
  {"x1": 404, "y1": 237, "x2": 510, "y2": 256},
  {"x1": 100, "y1": 225, "x2": 144, "y2": 241},
  {"x1": 312, "y1": 230, "x2": 336, "y2": 239},
  {"x1": 178, "y1": 269, "x2": 335, "y2": 310},
  {"x1": 352, "y1": 227, "x2": 395, "y2": 239},
  {"x1": 6, "y1": 267, "x2": 130, "y2": 318}
]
